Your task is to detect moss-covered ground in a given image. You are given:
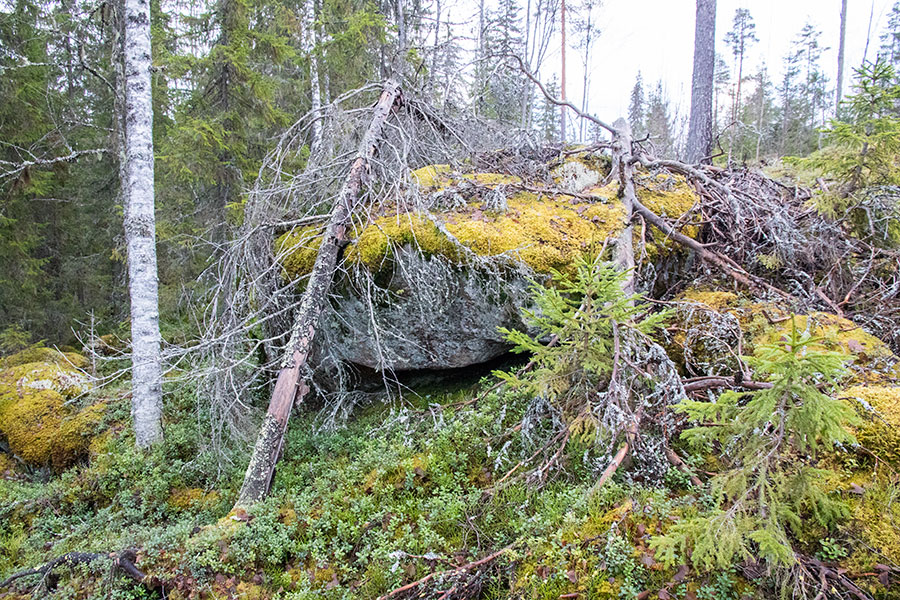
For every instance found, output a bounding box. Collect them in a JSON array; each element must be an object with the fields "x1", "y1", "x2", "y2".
[{"x1": 2, "y1": 335, "x2": 900, "y2": 599}]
